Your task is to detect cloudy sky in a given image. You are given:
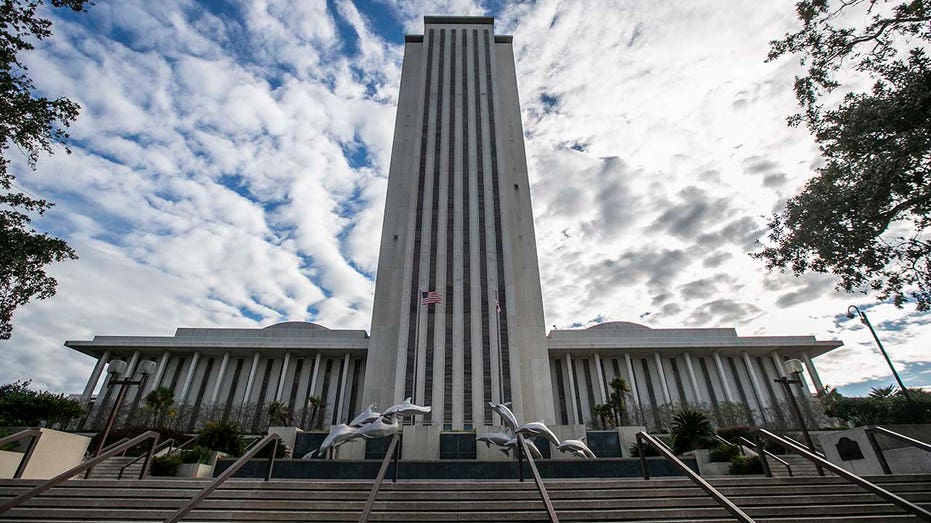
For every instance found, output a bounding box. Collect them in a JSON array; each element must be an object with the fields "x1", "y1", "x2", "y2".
[{"x1": 3, "y1": 0, "x2": 929, "y2": 397}]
